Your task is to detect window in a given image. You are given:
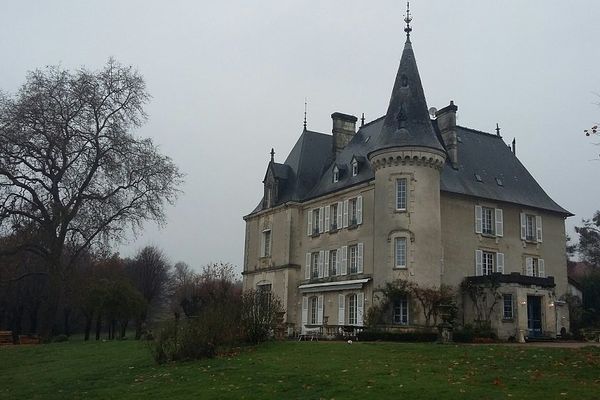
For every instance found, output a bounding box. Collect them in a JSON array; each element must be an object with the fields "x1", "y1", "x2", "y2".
[
  {"x1": 482, "y1": 251, "x2": 495, "y2": 275},
  {"x1": 330, "y1": 203, "x2": 338, "y2": 230},
  {"x1": 333, "y1": 166, "x2": 339, "y2": 183},
  {"x1": 526, "y1": 257, "x2": 545, "y2": 277},
  {"x1": 394, "y1": 237, "x2": 407, "y2": 268},
  {"x1": 521, "y1": 213, "x2": 542, "y2": 242},
  {"x1": 349, "y1": 198, "x2": 358, "y2": 225},
  {"x1": 349, "y1": 245, "x2": 358, "y2": 274},
  {"x1": 525, "y1": 214, "x2": 536, "y2": 241},
  {"x1": 352, "y1": 161, "x2": 358, "y2": 176},
  {"x1": 257, "y1": 283, "x2": 272, "y2": 309},
  {"x1": 310, "y1": 296, "x2": 318, "y2": 325},
  {"x1": 393, "y1": 297, "x2": 409, "y2": 325},
  {"x1": 482, "y1": 207, "x2": 494, "y2": 235},
  {"x1": 329, "y1": 249, "x2": 338, "y2": 276},
  {"x1": 503, "y1": 294, "x2": 513, "y2": 319},
  {"x1": 348, "y1": 294, "x2": 357, "y2": 325},
  {"x1": 312, "y1": 208, "x2": 320, "y2": 234},
  {"x1": 311, "y1": 252, "x2": 319, "y2": 279},
  {"x1": 396, "y1": 178, "x2": 407, "y2": 210},
  {"x1": 261, "y1": 230, "x2": 271, "y2": 257}
]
